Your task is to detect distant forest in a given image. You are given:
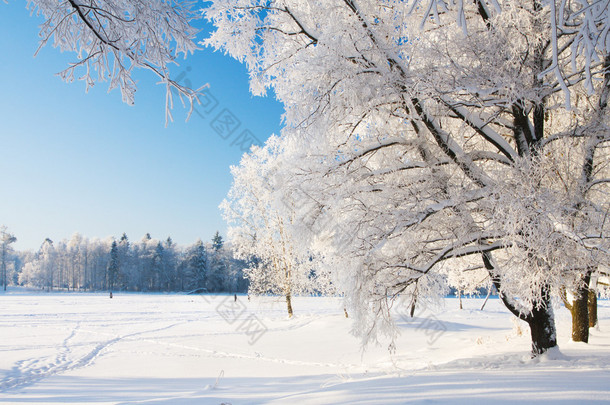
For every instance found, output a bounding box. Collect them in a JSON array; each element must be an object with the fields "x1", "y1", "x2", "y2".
[{"x1": 4, "y1": 231, "x2": 249, "y2": 293}]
